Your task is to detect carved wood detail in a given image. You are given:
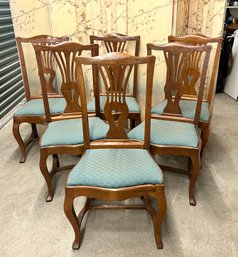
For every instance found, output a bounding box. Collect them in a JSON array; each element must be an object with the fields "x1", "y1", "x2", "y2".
[
  {"x1": 16, "y1": 35, "x2": 69, "y2": 99},
  {"x1": 98, "y1": 63, "x2": 134, "y2": 139},
  {"x1": 163, "y1": 51, "x2": 186, "y2": 115},
  {"x1": 34, "y1": 42, "x2": 99, "y2": 122},
  {"x1": 75, "y1": 52, "x2": 155, "y2": 147},
  {"x1": 53, "y1": 49, "x2": 83, "y2": 113},
  {"x1": 38, "y1": 49, "x2": 57, "y2": 95},
  {"x1": 90, "y1": 33, "x2": 140, "y2": 99},
  {"x1": 147, "y1": 42, "x2": 211, "y2": 119}
]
